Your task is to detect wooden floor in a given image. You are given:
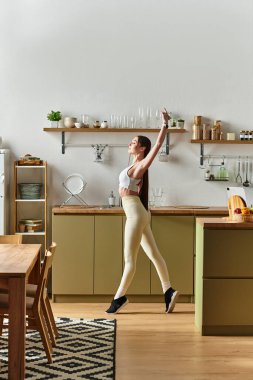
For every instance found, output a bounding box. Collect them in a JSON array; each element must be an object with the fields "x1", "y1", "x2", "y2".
[{"x1": 52, "y1": 302, "x2": 253, "y2": 380}]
